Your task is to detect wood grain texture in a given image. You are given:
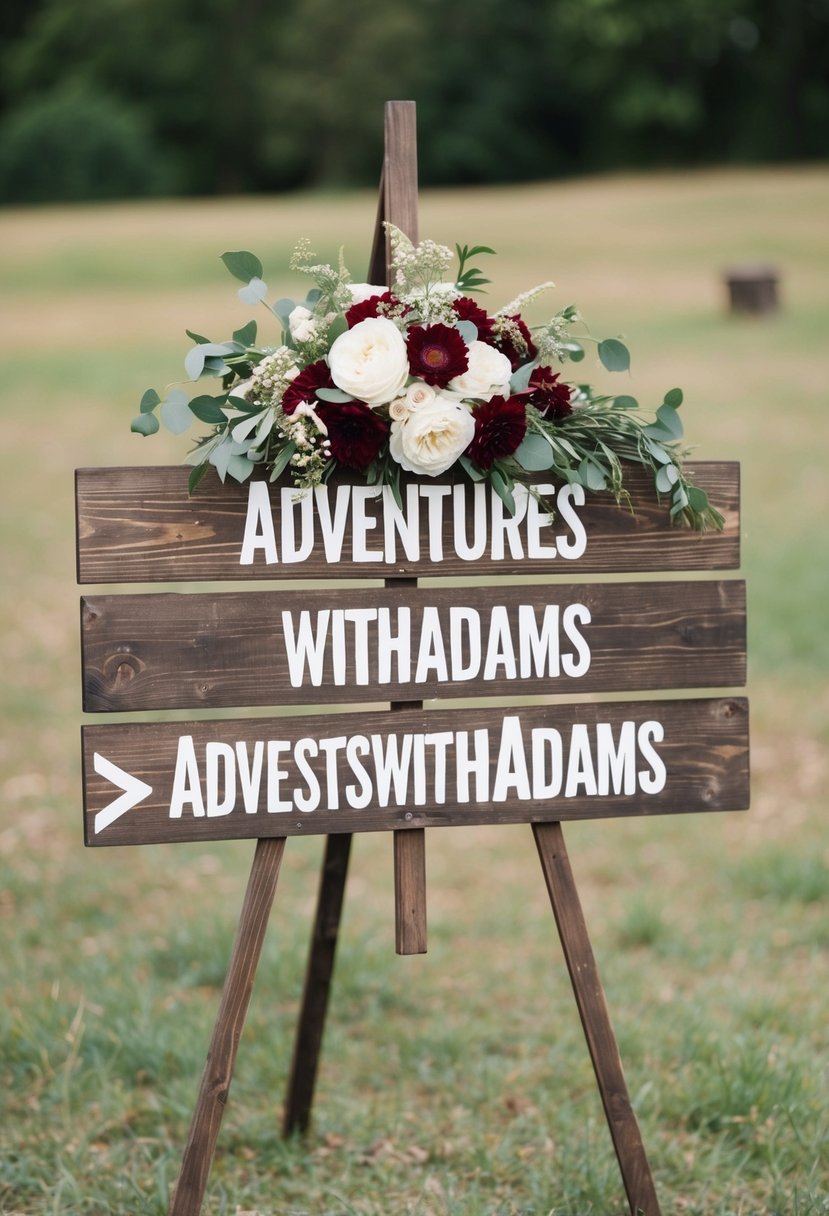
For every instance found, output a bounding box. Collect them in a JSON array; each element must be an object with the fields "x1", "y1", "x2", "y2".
[
  {"x1": 168, "y1": 836, "x2": 286, "y2": 1216},
  {"x1": 282, "y1": 833, "x2": 352, "y2": 1136},
  {"x1": 82, "y1": 696, "x2": 749, "y2": 847},
  {"x1": 394, "y1": 828, "x2": 427, "y2": 955},
  {"x1": 533, "y1": 821, "x2": 661, "y2": 1215},
  {"x1": 75, "y1": 463, "x2": 740, "y2": 583},
  {"x1": 81, "y1": 579, "x2": 746, "y2": 712}
]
